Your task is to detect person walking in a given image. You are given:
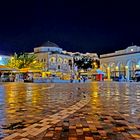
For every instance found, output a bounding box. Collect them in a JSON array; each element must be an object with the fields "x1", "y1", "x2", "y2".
[
  {"x1": 83, "y1": 76, "x2": 86, "y2": 83},
  {"x1": 70, "y1": 75, "x2": 74, "y2": 83},
  {"x1": 78, "y1": 77, "x2": 81, "y2": 83}
]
